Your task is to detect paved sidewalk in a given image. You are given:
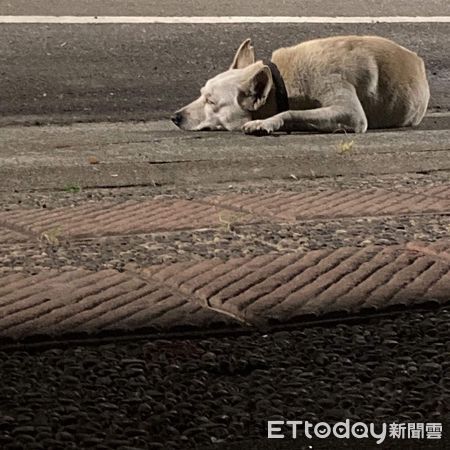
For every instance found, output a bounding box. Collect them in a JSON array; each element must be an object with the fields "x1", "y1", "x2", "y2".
[{"x1": 1, "y1": 117, "x2": 450, "y2": 190}]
